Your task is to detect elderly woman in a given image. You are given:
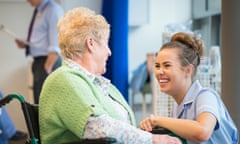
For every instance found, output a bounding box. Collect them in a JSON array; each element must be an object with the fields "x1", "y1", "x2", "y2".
[{"x1": 39, "y1": 7, "x2": 181, "y2": 144}]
